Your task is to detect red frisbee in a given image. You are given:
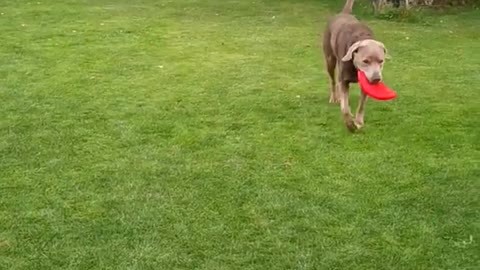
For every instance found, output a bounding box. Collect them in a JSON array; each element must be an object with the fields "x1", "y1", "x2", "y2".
[{"x1": 357, "y1": 71, "x2": 397, "y2": 101}]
